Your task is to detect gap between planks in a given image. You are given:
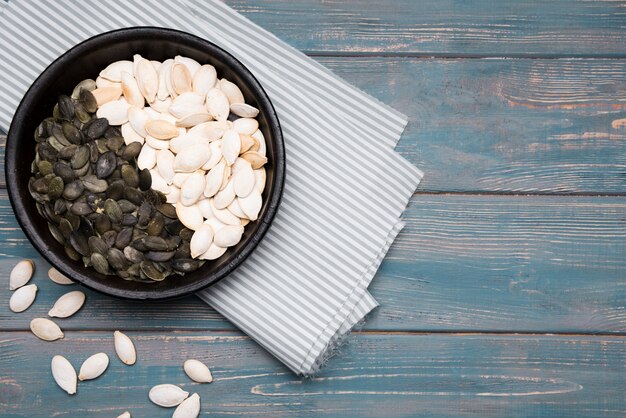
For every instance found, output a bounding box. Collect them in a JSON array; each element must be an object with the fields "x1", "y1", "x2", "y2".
[{"x1": 1, "y1": 328, "x2": 624, "y2": 338}]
